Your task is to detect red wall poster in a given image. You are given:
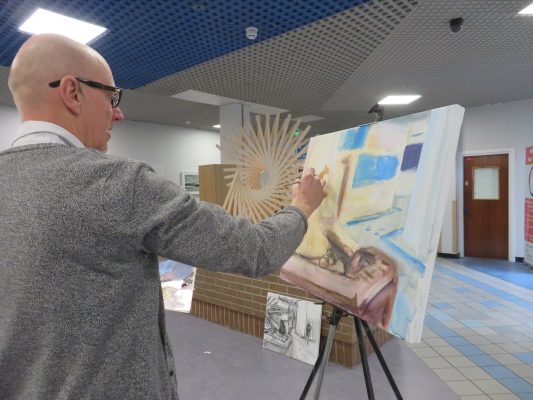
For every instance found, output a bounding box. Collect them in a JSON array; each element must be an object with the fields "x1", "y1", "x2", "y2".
[{"x1": 526, "y1": 146, "x2": 533, "y2": 266}]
